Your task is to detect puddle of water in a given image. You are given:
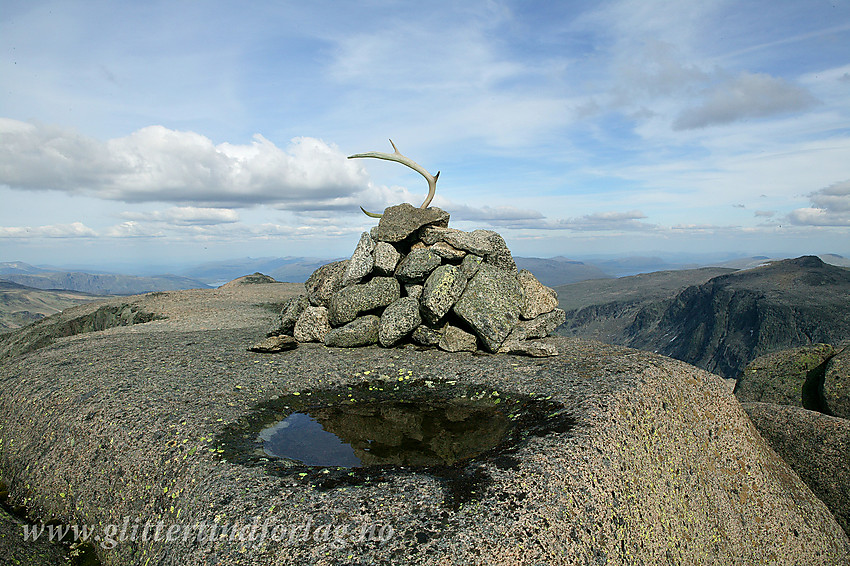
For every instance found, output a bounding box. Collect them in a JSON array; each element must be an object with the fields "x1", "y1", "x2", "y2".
[
  {"x1": 259, "y1": 399, "x2": 510, "y2": 468},
  {"x1": 217, "y1": 379, "x2": 575, "y2": 508},
  {"x1": 260, "y1": 412, "x2": 362, "y2": 467}
]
